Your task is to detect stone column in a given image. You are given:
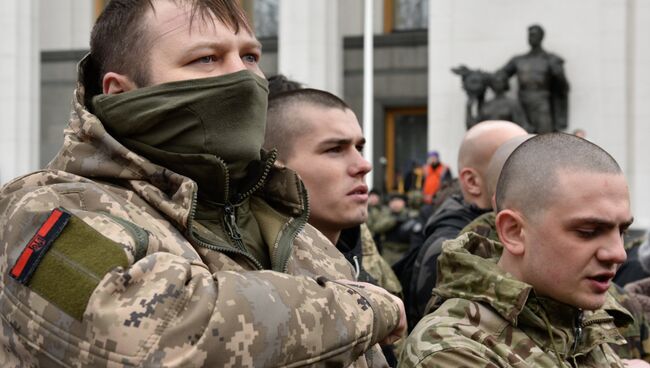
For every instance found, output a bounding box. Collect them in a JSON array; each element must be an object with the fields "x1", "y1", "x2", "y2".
[
  {"x1": 427, "y1": 0, "x2": 462, "y2": 172},
  {"x1": 629, "y1": 0, "x2": 650, "y2": 227},
  {"x1": 0, "y1": 0, "x2": 39, "y2": 185},
  {"x1": 278, "y1": 0, "x2": 342, "y2": 95}
]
